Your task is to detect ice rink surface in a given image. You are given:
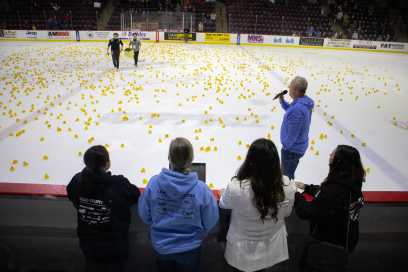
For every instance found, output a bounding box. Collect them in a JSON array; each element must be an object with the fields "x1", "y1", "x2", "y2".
[{"x1": 0, "y1": 41, "x2": 407, "y2": 191}]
